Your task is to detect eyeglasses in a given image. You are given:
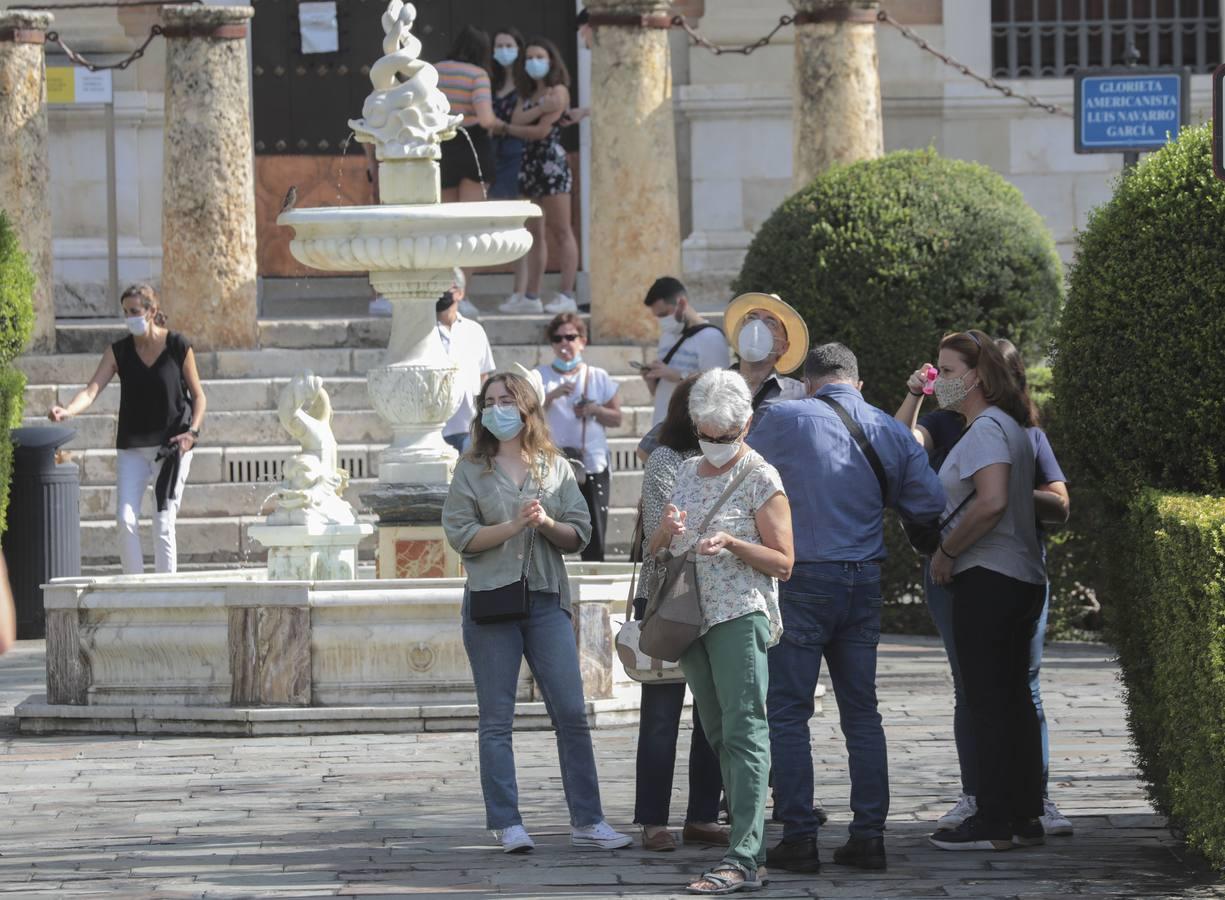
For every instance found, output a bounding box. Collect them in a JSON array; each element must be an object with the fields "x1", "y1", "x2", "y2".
[
  {"x1": 550, "y1": 333, "x2": 581, "y2": 343},
  {"x1": 481, "y1": 397, "x2": 520, "y2": 410},
  {"x1": 695, "y1": 428, "x2": 741, "y2": 444}
]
